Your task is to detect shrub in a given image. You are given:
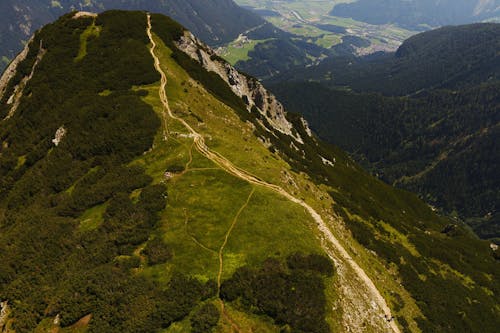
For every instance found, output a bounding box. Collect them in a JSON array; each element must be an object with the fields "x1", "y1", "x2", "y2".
[
  {"x1": 190, "y1": 303, "x2": 220, "y2": 333},
  {"x1": 142, "y1": 238, "x2": 173, "y2": 265}
]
